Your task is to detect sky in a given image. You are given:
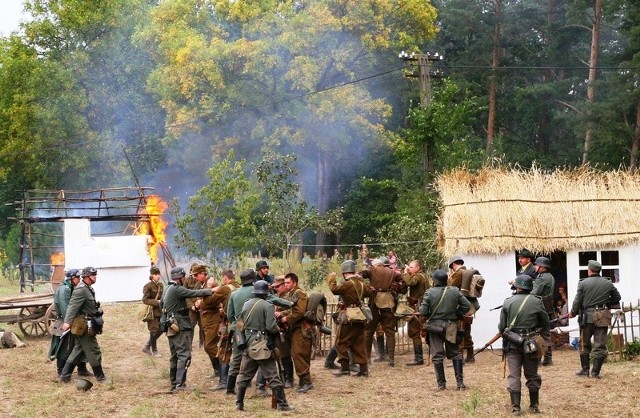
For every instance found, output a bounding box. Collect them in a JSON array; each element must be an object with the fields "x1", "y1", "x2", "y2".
[{"x1": 0, "y1": 0, "x2": 27, "y2": 37}]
